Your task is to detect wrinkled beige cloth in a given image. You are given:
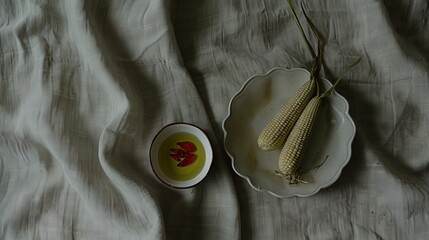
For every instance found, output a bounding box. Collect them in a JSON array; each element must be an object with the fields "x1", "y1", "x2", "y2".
[{"x1": 1, "y1": 0, "x2": 428, "y2": 239}]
